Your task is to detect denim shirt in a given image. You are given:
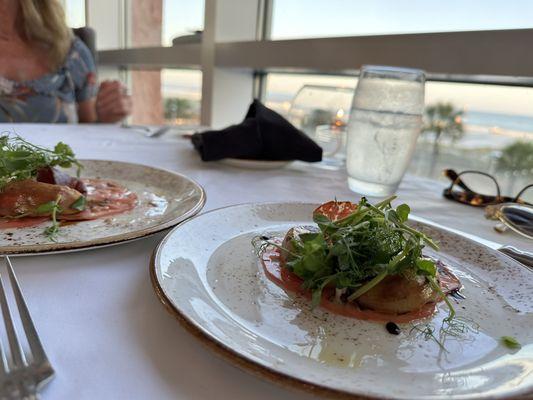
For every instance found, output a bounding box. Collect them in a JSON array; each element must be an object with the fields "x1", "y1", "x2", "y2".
[{"x1": 0, "y1": 38, "x2": 97, "y2": 123}]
